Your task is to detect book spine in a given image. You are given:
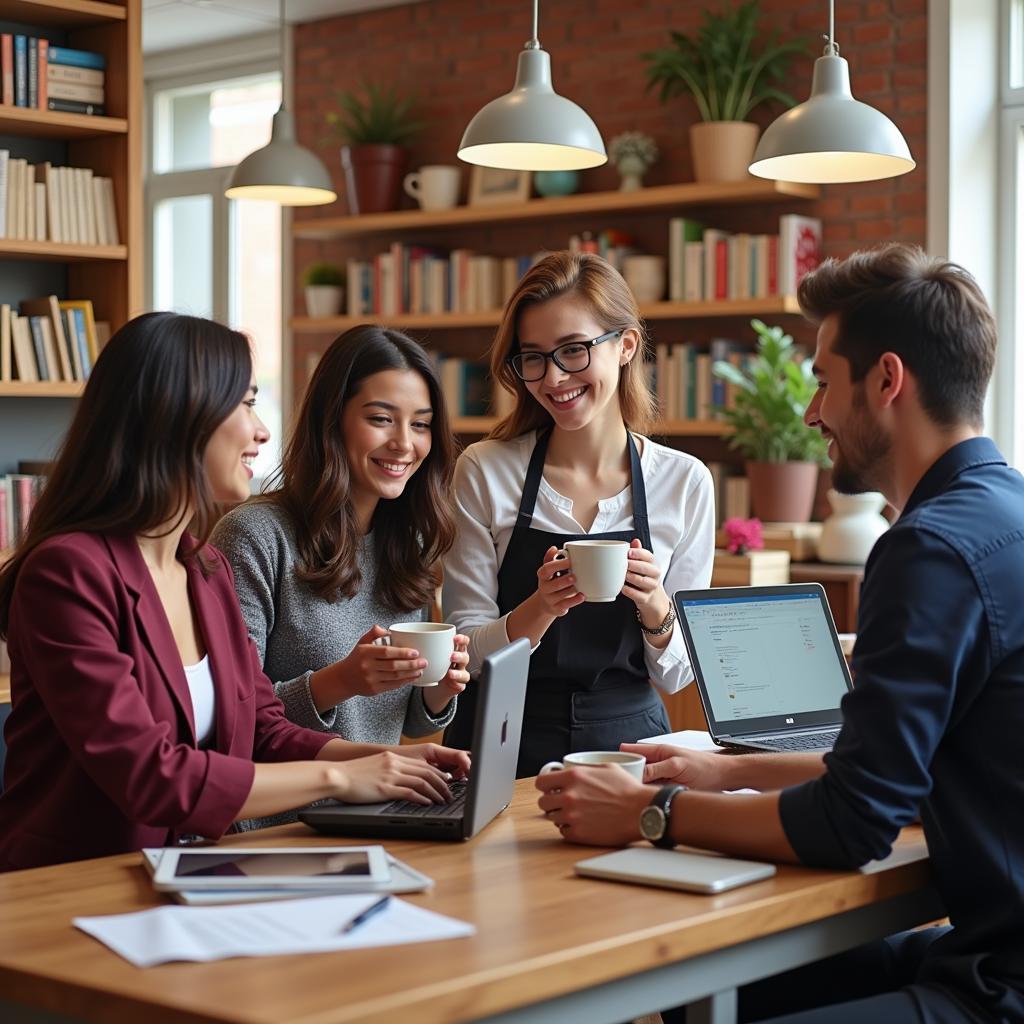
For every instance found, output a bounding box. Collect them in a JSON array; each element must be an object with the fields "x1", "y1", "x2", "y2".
[
  {"x1": 27, "y1": 316, "x2": 48, "y2": 380},
  {"x1": 47, "y1": 46, "x2": 106, "y2": 70},
  {"x1": 47, "y1": 80, "x2": 105, "y2": 103},
  {"x1": 47, "y1": 97, "x2": 105, "y2": 115},
  {"x1": 0, "y1": 150, "x2": 7, "y2": 240},
  {"x1": 14, "y1": 35, "x2": 27, "y2": 107},
  {"x1": 47, "y1": 63, "x2": 104, "y2": 86},
  {"x1": 28, "y1": 37, "x2": 37, "y2": 109},
  {"x1": 1, "y1": 35, "x2": 13, "y2": 106},
  {"x1": 37, "y1": 38, "x2": 48, "y2": 110}
]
